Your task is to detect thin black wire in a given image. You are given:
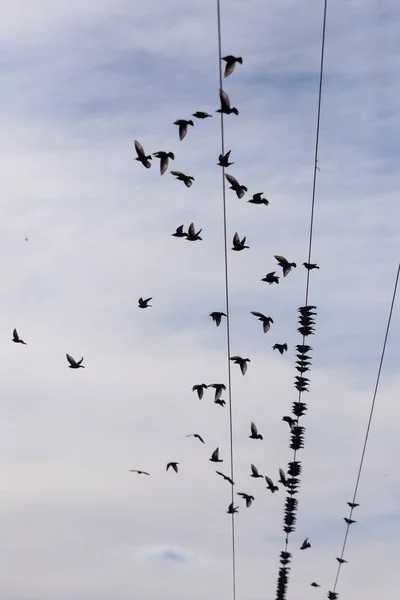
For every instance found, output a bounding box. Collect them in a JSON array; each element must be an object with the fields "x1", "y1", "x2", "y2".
[
  {"x1": 331, "y1": 262, "x2": 400, "y2": 594},
  {"x1": 283, "y1": 0, "x2": 328, "y2": 555},
  {"x1": 216, "y1": 2, "x2": 236, "y2": 600}
]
